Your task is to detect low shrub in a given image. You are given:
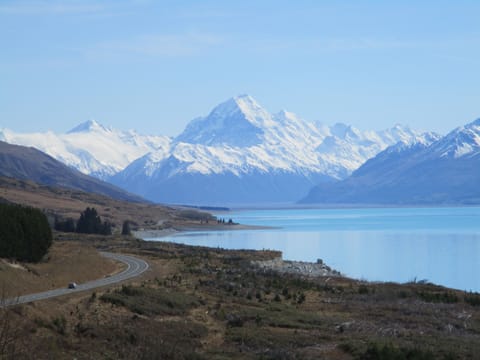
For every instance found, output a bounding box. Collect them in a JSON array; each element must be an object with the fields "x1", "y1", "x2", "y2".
[{"x1": 100, "y1": 286, "x2": 198, "y2": 316}]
